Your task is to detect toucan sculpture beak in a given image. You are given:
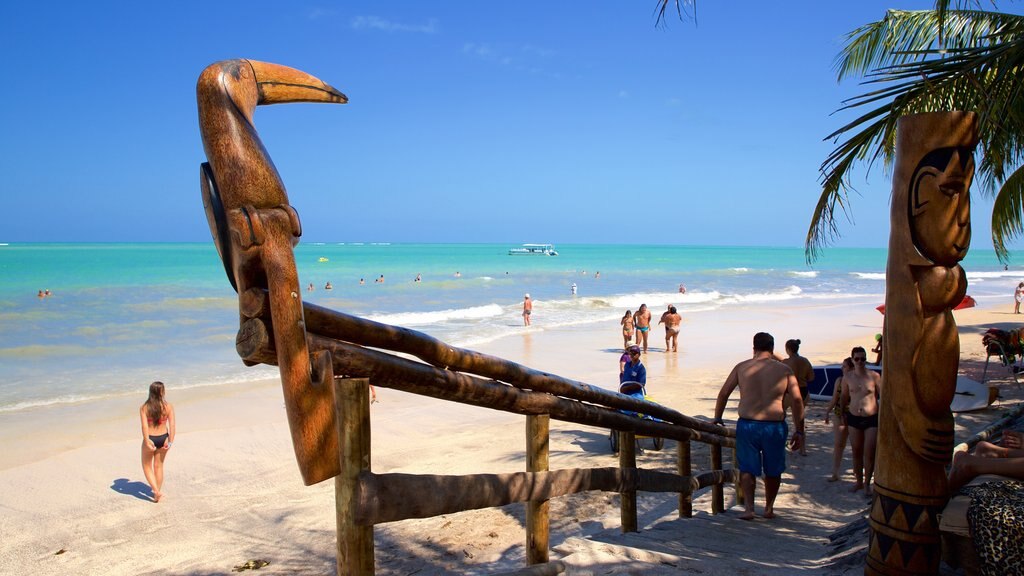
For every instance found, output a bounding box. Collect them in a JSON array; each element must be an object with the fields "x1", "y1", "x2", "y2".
[{"x1": 248, "y1": 60, "x2": 348, "y2": 106}]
